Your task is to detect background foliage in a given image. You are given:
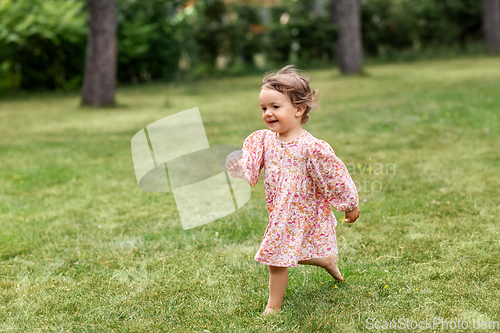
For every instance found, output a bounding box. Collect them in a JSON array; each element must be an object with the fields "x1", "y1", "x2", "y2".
[
  {"x1": 0, "y1": 0, "x2": 88, "y2": 91},
  {"x1": 360, "y1": 0, "x2": 483, "y2": 60},
  {"x1": 0, "y1": 0, "x2": 488, "y2": 93}
]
